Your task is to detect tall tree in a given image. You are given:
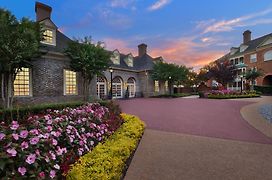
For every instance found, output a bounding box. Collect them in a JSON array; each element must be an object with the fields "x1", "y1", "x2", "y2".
[
  {"x1": 0, "y1": 9, "x2": 42, "y2": 108},
  {"x1": 151, "y1": 62, "x2": 189, "y2": 94},
  {"x1": 245, "y1": 68, "x2": 263, "y2": 90},
  {"x1": 65, "y1": 37, "x2": 111, "y2": 101},
  {"x1": 207, "y1": 61, "x2": 235, "y2": 88}
]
